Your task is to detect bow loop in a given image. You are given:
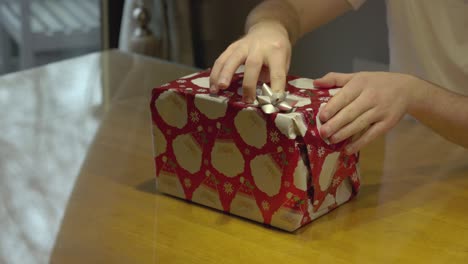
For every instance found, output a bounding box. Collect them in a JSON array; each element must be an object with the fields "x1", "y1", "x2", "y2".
[{"x1": 257, "y1": 83, "x2": 297, "y2": 114}]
